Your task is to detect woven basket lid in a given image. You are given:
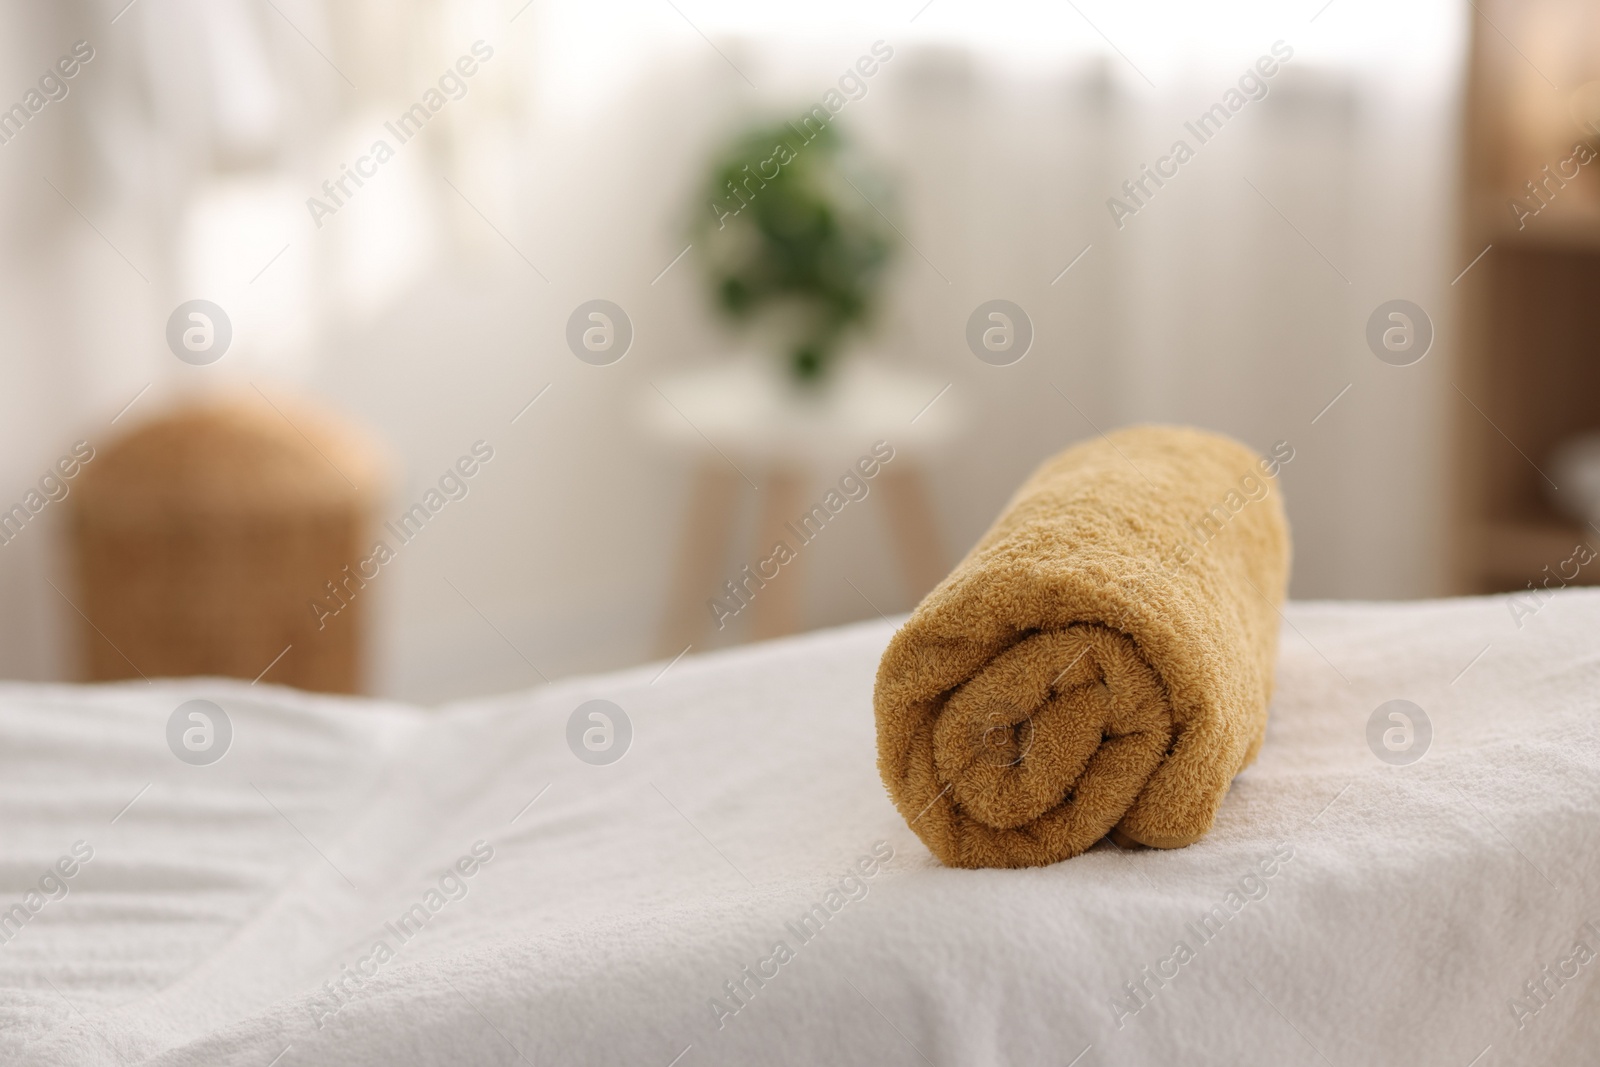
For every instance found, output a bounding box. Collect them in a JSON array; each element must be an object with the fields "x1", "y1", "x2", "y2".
[{"x1": 76, "y1": 391, "x2": 388, "y2": 522}]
